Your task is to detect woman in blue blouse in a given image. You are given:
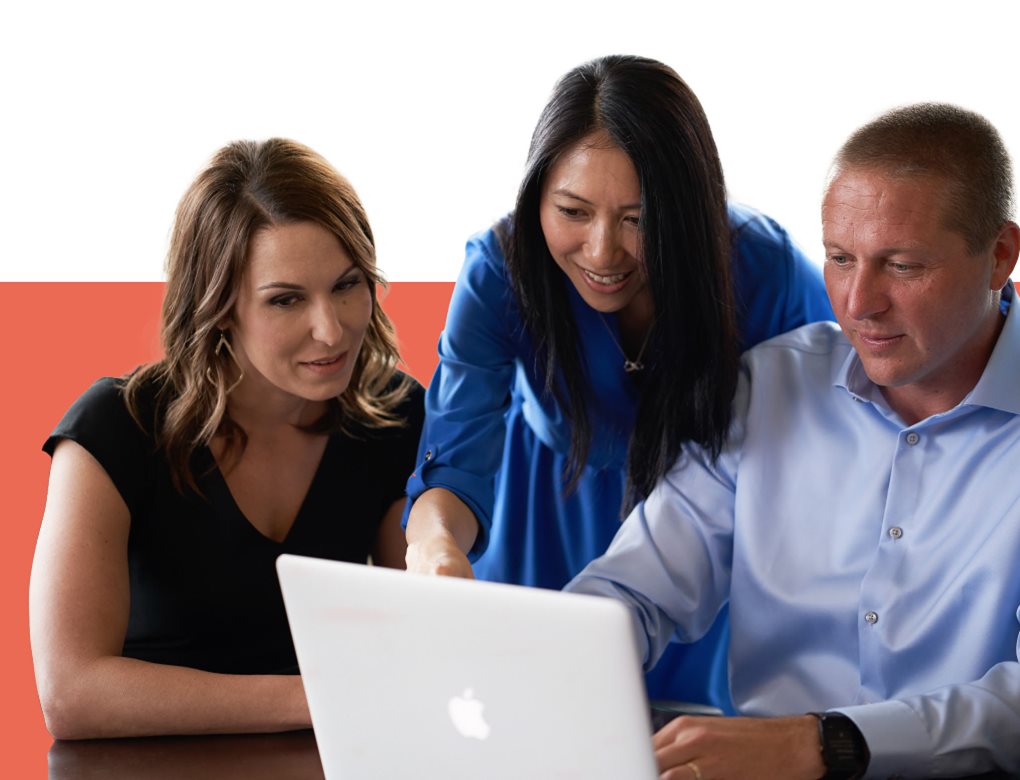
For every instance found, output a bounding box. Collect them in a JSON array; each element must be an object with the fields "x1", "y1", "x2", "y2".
[{"x1": 404, "y1": 55, "x2": 833, "y2": 709}]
